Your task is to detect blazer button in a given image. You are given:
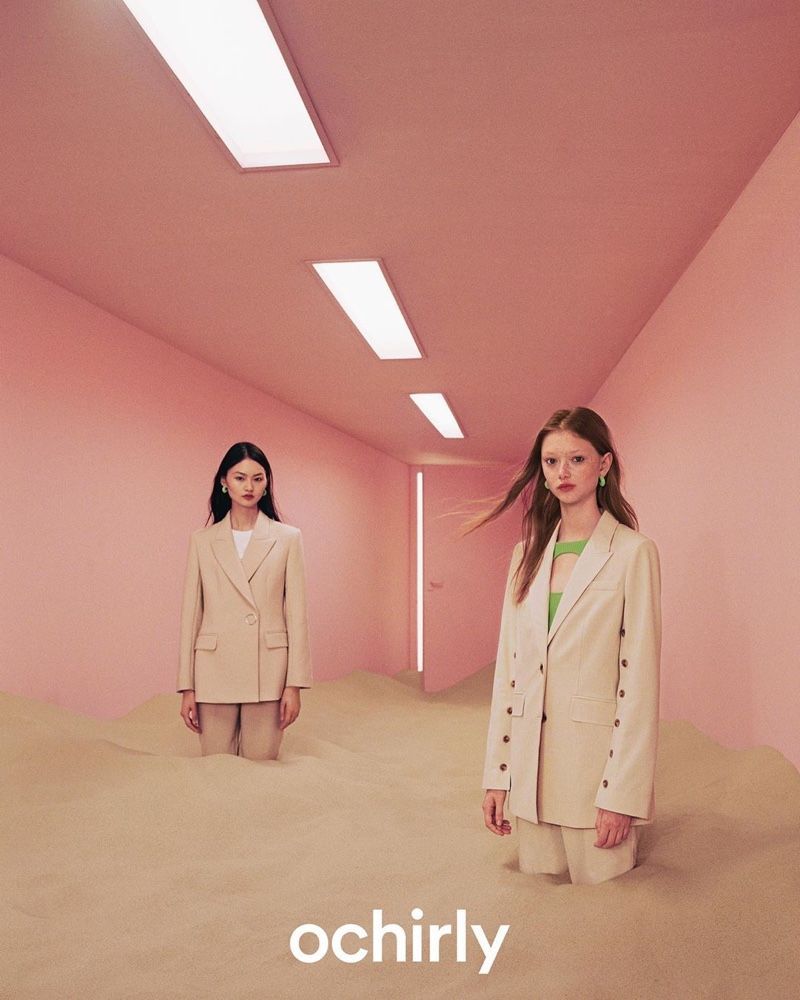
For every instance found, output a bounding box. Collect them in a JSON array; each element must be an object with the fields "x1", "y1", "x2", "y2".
[
  {"x1": 500, "y1": 763, "x2": 508, "y2": 771},
  {"x1": 609, "y1": 749, "x2": 614, "y2": 758},
  {"x1": 542, "y1": 712, "x2": 547, "y2": 722},
  {"x1": 614, "y1": 719, "x2": 620, "y2": 727},
  {"x1": 503, "y1": 735, "x2": 510, "y2": 743},
  {"x1": 245, "y1": 612, "x2": 257, "y2": 625},
  {"x1": 602, "y1": 779, "x2": 608, "y2": 787},
  {"x1": 620, "y1": 628, "x2": 626, "y2": 637},
  {"x1": 511, "y1": 679, "x2": 515, "y2": 688},
  {"x1": 539, "y1": 663, "x2": 544, "y2": 673},
  {"x1": 619, "y1": 690, "x2": 625, "y2": 697},
  {"x1": 506, "y1": 706, "x2": 513, "y2": 714},
  {"x1": 513, "y1": 651, "x2": 517, "y2": 658},
  {"x1": 621, "y1": 658, "x2": 628, "y2": 667}
]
